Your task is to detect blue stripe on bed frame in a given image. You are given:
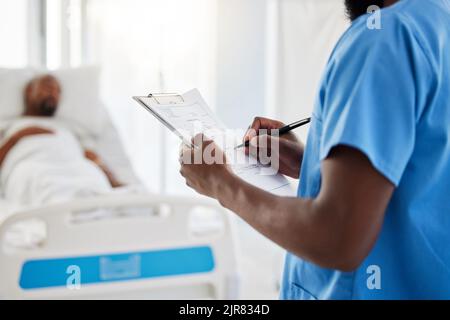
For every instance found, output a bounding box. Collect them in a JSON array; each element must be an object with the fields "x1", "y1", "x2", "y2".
[{"x1": 19, "y1": 246, "x2": 215, "y2": 290}]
